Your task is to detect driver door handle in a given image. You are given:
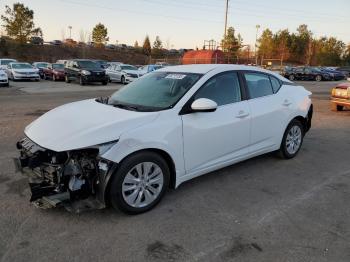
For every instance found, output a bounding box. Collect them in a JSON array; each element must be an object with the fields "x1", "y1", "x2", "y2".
[{"x1": 236, "y1": 110, "x2": 249, "y2": 118}]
